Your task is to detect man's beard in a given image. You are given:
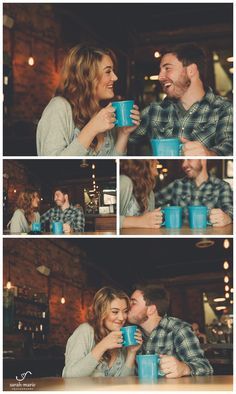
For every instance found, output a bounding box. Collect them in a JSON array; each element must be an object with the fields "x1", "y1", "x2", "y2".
[
  {"x1": 128, "y1": 311, "x2": 149, "y2": 325},
  {"x1": 163, "y1": 72, "x2": 191, "y2": 99}
]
